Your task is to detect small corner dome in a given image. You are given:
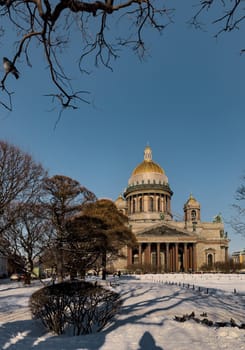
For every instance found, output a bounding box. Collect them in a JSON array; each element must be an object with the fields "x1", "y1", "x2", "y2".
[
  {"x1": 185, "y1": 194, "x2": 200, "y2": 207},
  {"x1": 115, "y1": 194, "x2": 126, "y2": 210}
]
